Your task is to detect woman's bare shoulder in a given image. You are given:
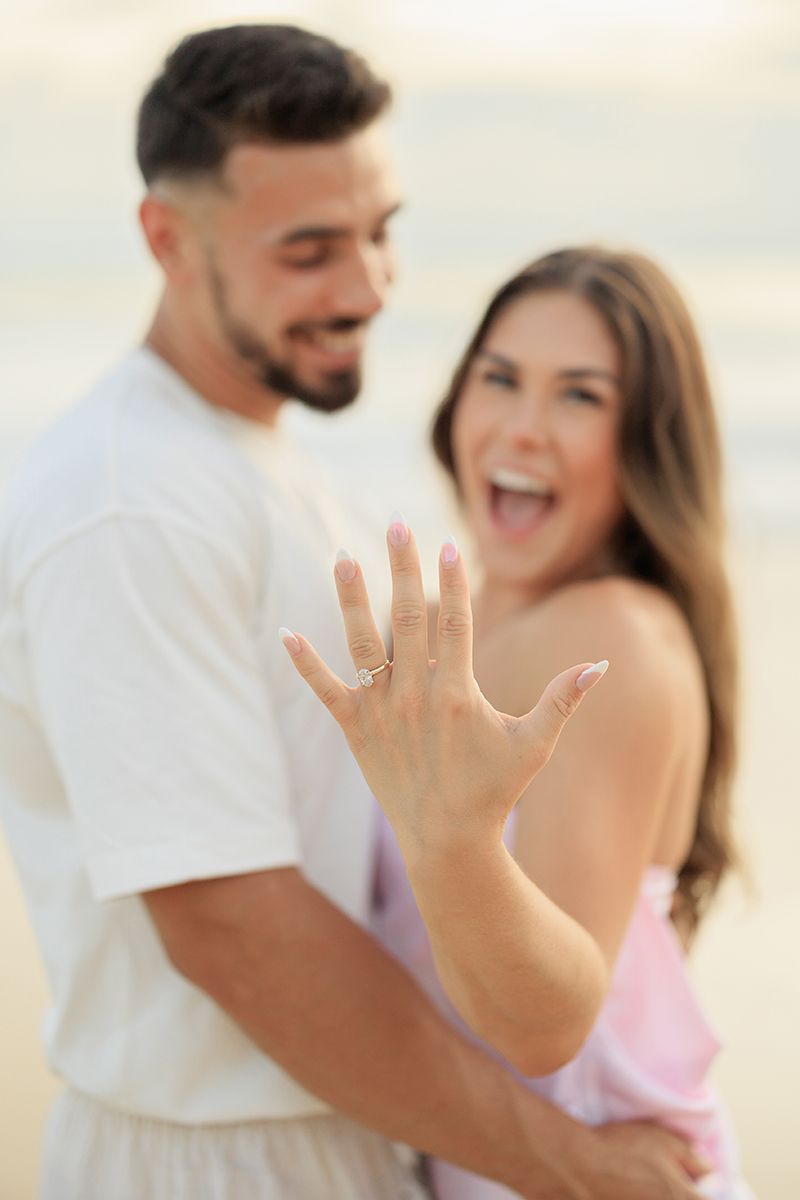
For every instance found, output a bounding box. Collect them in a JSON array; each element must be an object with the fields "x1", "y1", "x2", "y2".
[
  {"x1": 522, "y1": 576, "x2": 695, "y2": 661},
  {"x1": 482, "y1": 577, "x2": 703, "y2": 719}
]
